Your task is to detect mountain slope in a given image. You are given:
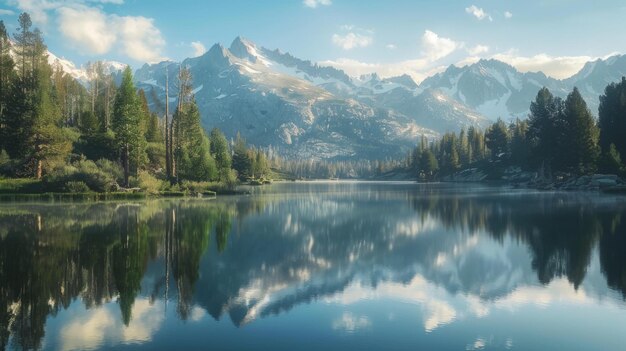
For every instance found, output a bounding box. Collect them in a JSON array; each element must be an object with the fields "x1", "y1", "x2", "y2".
[
  {"x1": 47, "y1": 52, "x2": 126, "y2": 84},
  {"x1": 419, "y1": 56, "x2": 626, "y2": 119},
  {"x1": 565, "y1": 55, "x2": 626, "y2": 112},
  {"x1": 419, "y1": 59, "x2": 568, "y2": 119},
  {"x1": 48, "y1": 37, "x2": 625, "y2": 160},
  {"x1": 135, "y1": 38, "x2": 441, "y2": 160}
]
